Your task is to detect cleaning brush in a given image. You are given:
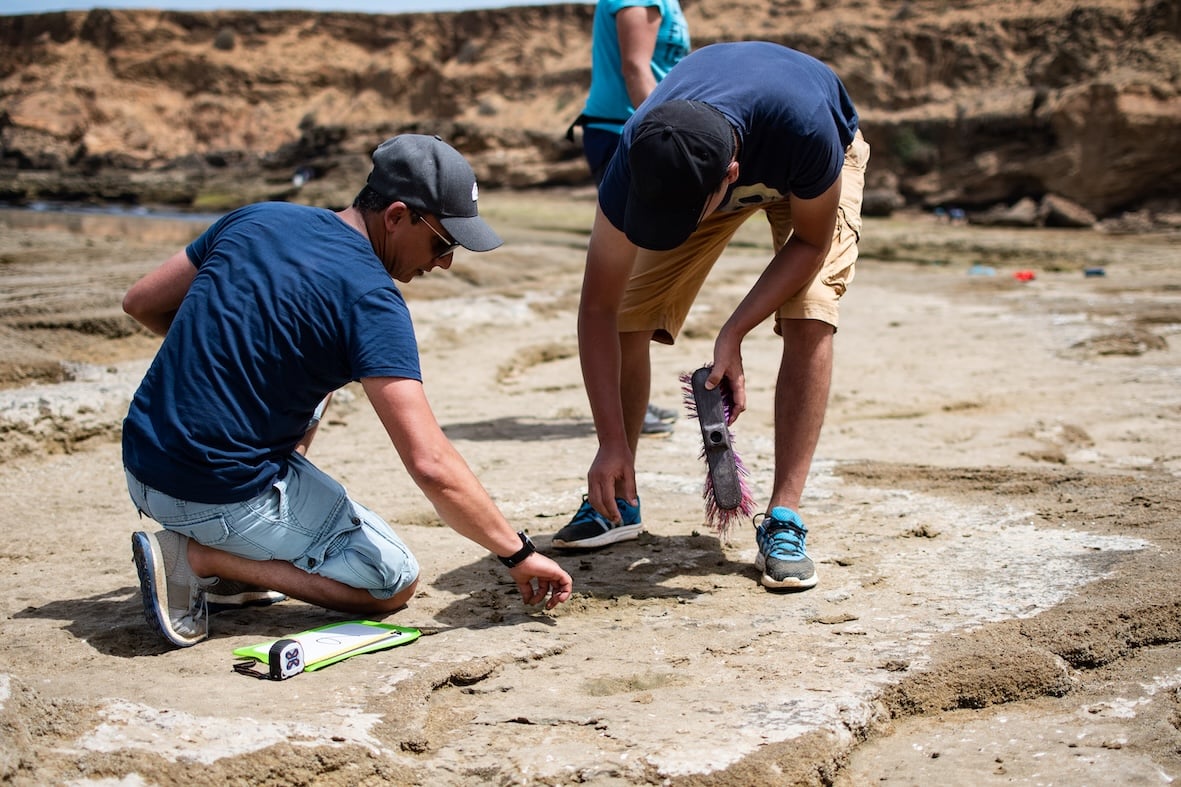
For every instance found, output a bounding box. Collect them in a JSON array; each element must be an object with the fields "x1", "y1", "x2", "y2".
[{"x1": 680, "y1": 366, "x2": 757, "y2": 541}]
